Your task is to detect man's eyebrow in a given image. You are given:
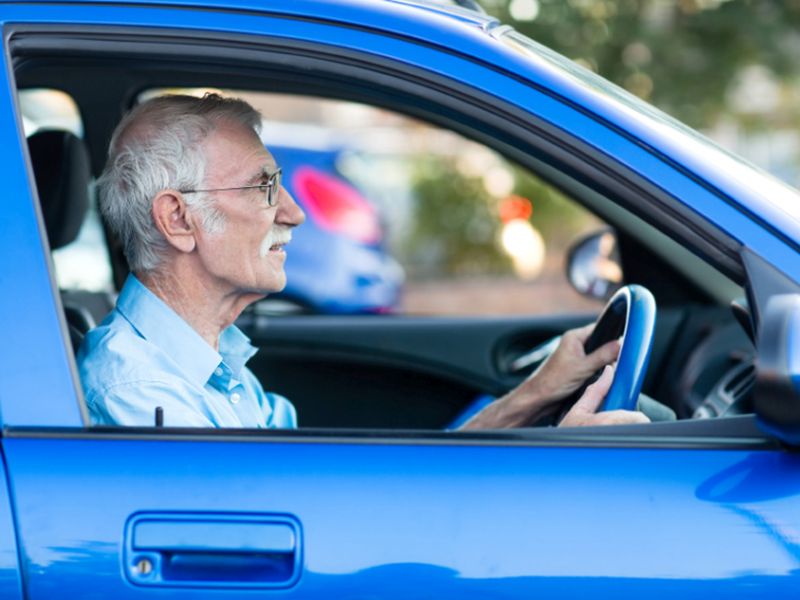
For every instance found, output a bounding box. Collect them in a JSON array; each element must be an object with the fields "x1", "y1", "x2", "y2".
[{"x1": 246, "y1": 166, "x2": 274, "y2": 185}]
